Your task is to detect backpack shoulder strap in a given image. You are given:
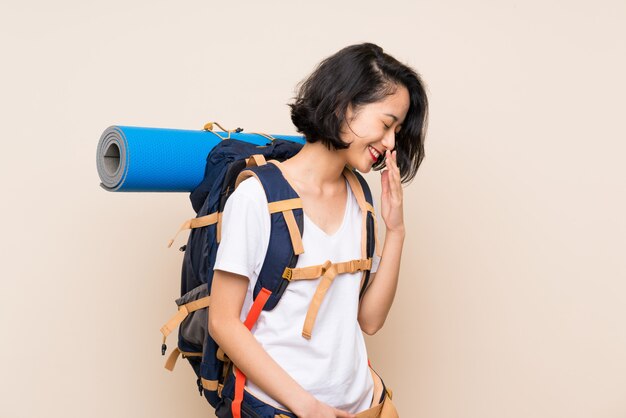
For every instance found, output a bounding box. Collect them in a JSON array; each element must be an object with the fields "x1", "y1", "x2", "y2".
[
  {"x1": 343, "y1": 168, "x2": 380, "y2": 258},
  {"x1": 342, "y1": 168, "x2": 380, "y2": 299},
  {"x1": 234, "y1": 160, "x2": 304, "y2": 311}
]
